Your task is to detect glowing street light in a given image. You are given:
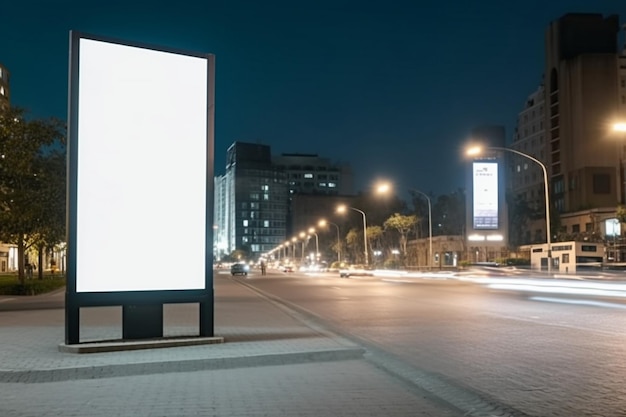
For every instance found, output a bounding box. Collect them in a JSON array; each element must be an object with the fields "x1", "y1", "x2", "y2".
[
  {"x1": 614, "y1": 122, "x2": 626, "y2": 132},
  {"x1": 299, "y1": 231, "x2": 307, "y2": 263},
  {"x1": 319, "y1": 219, "x2": 341, "y2": 263},
  {"x1": 337, "y1": 204, "x2": 369, "y2": 266},
  {"x1": 409, "y1": 188, "x2": 433, "y2": 269},
  {"x1": 308, "y1": 227, "x2": 319, "y2": 261},
  {"x1": 467, "y1": 145, "x2": 552, "y2": 272}
]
